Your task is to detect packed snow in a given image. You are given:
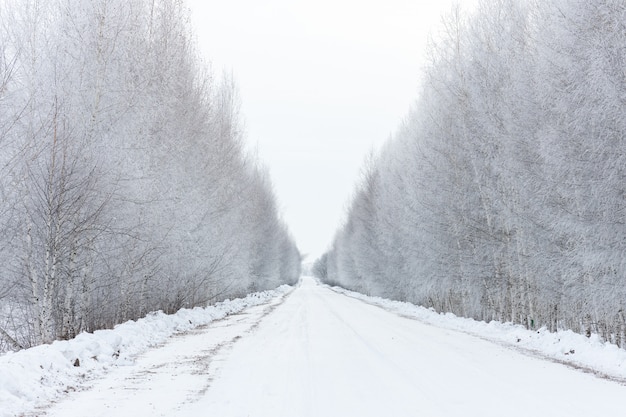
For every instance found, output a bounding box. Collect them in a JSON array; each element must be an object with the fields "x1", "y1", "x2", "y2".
[
  {"x1": 331, "y1": 287, "x2": 626, "y2": 383},
  {"x1": 180, "y1": 277, "x2": 626, "y2": 417},
  {"x1": 0, "y1": 286, "x2": 292, "y2": 417},
  {"x1": 3, "y1": 277, "x2": 626, "y2": 416}
]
